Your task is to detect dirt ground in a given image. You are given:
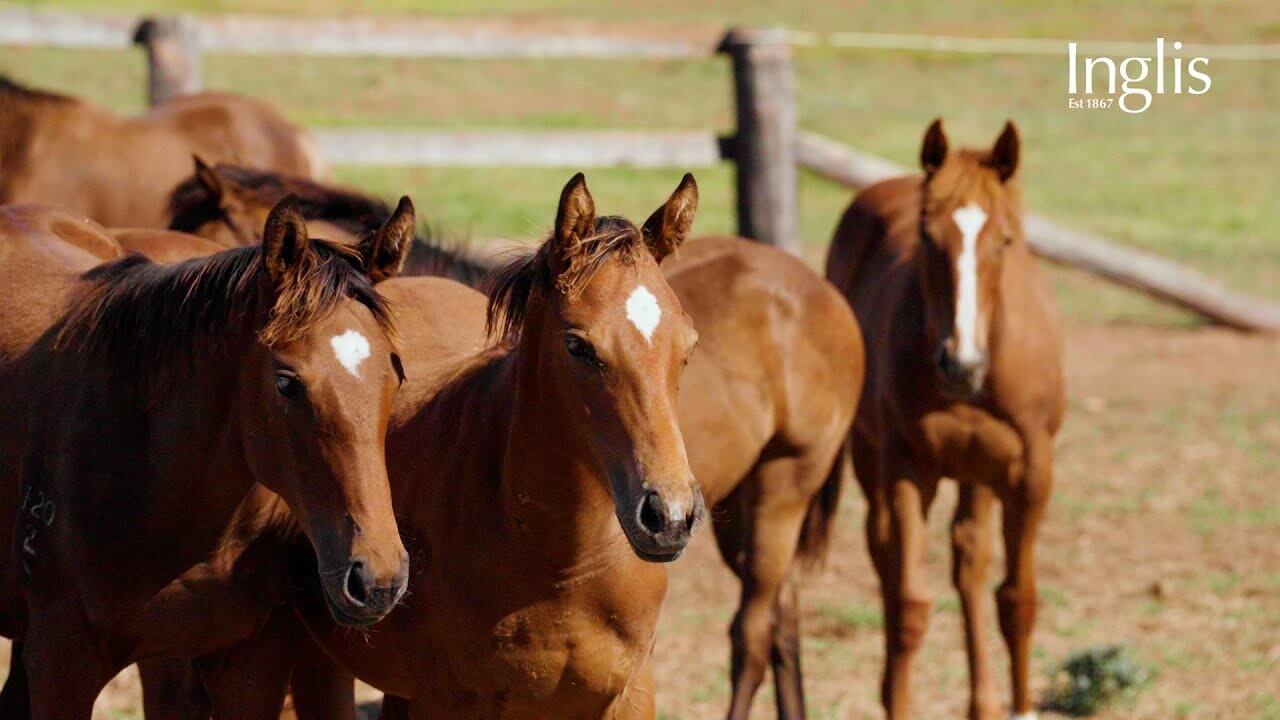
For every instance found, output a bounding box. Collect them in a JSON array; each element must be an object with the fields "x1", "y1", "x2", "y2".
[{"x1": 4, "y1": 322, "x2": 1277, "y2": 719}]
